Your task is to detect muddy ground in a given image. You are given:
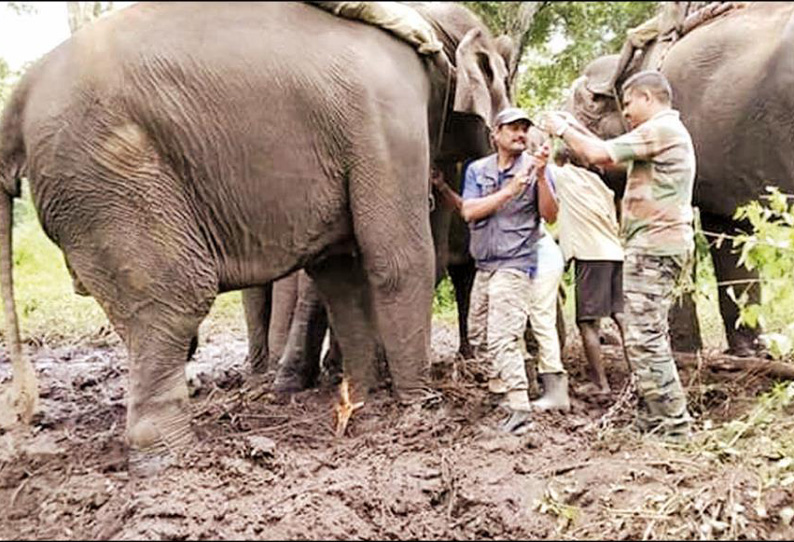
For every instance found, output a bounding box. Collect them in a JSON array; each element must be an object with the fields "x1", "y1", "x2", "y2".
[{"x1": 0, "y1": 320, "x2": 792, "y2": 540}]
